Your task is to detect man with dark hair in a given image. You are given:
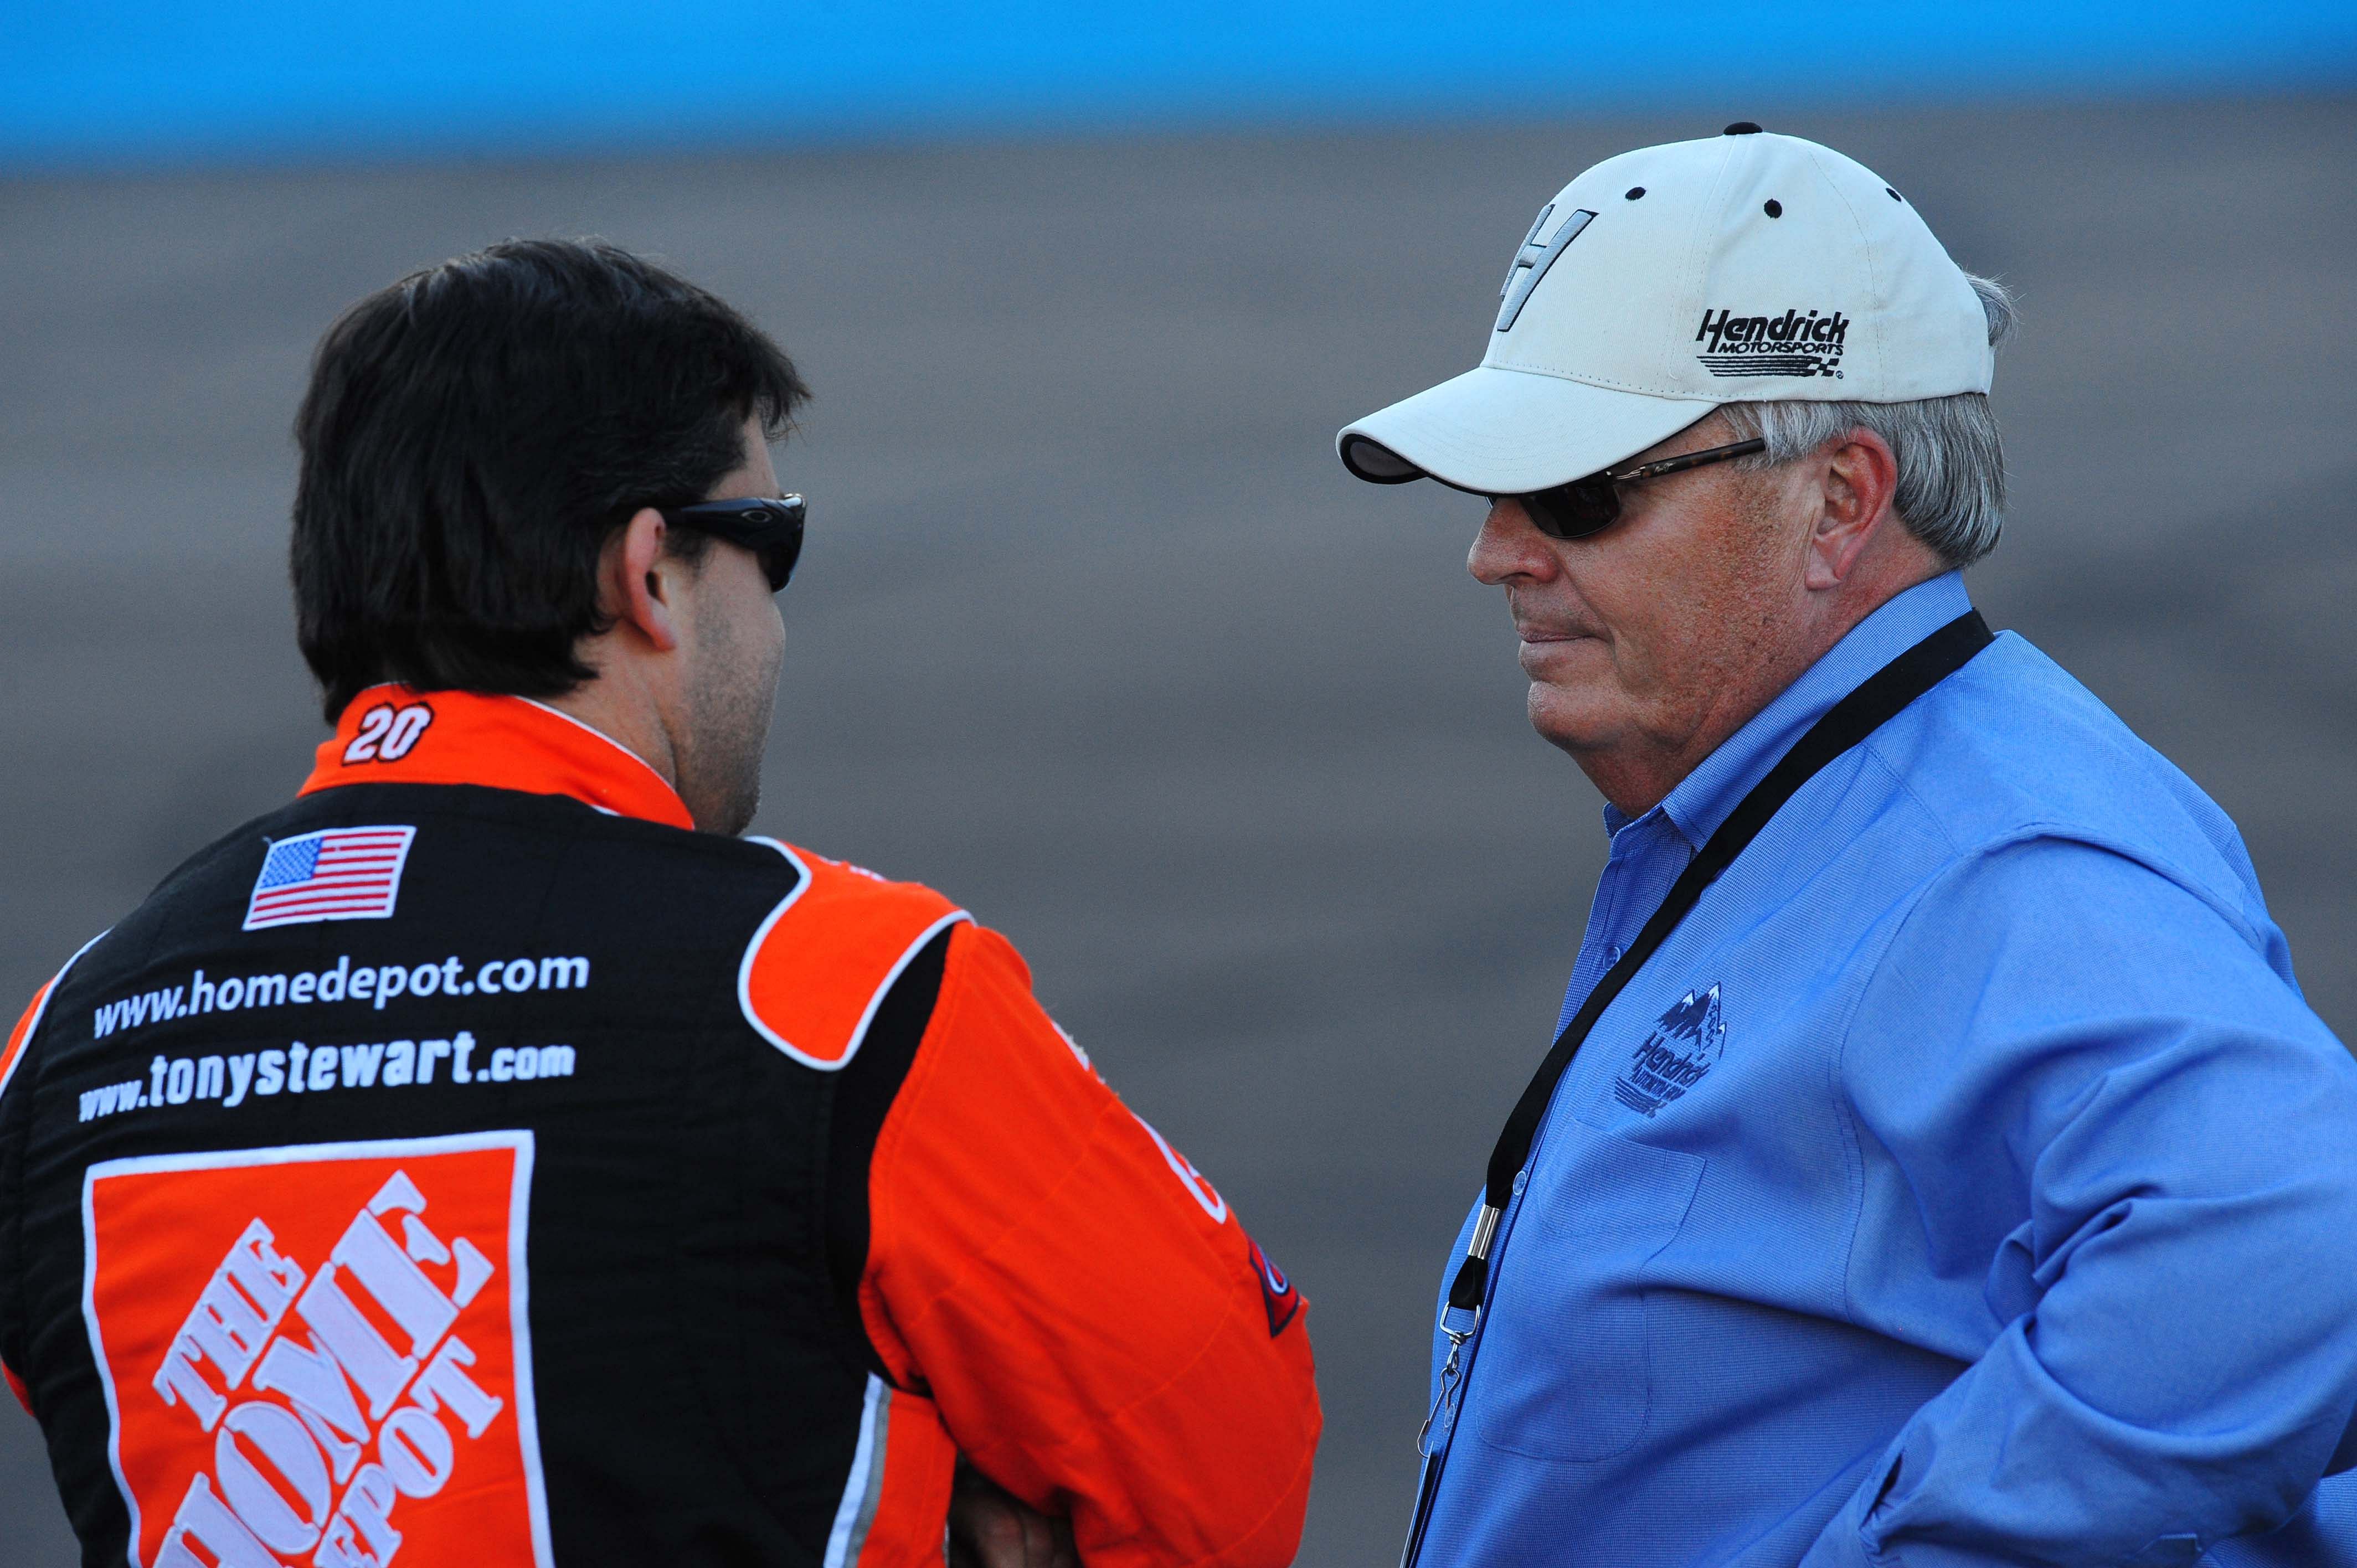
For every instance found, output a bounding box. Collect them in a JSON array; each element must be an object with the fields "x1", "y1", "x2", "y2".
[
  {"x1": 294, "y1": 238, "x2": 814, "y2": 834},
  {"x1": 0, "y1": 239, "x2": 1319, "y2": 1568}
]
